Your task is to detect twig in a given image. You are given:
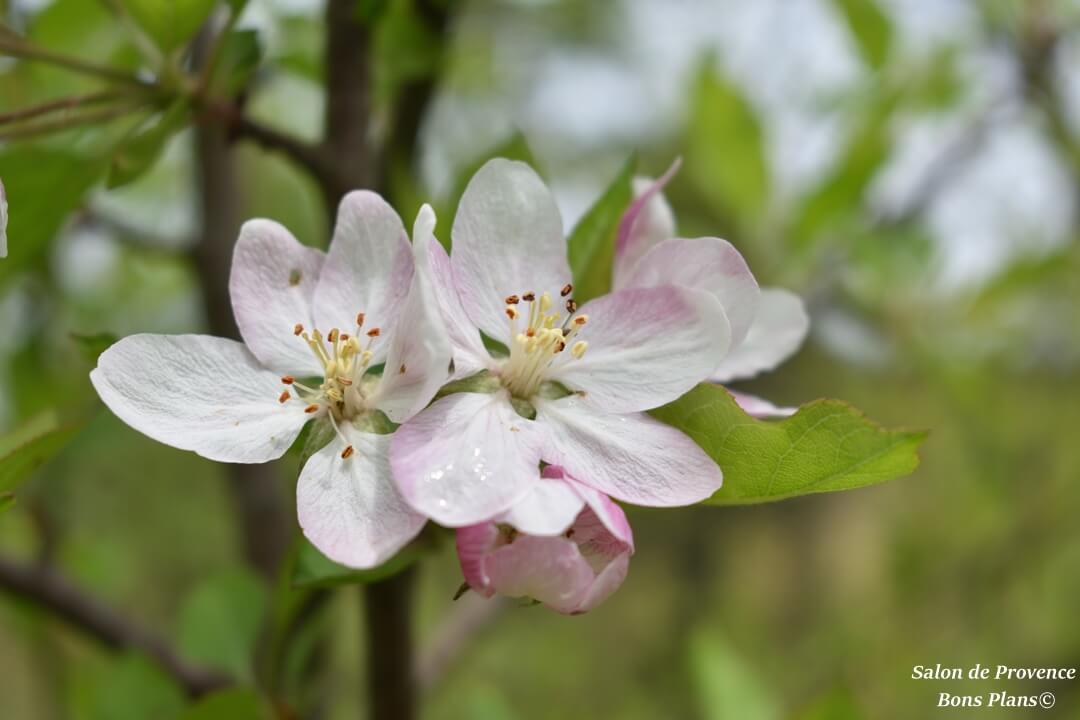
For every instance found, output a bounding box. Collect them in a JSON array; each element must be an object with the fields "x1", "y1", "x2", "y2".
[
  {"x1": 0, "y1": 553, "x2": 232, "y2": 698},
  {"x1": 416, "y1": 593, "x2": 507, "y2": 693},
  {"x1": 0, "y1": 102, "x2": 147, "y2": 141},
  {"x1": 0, "y1": 91, "x2": 131, "y2": 126},
  {"x1": 364, "y1": 568, "x2": 417, "y2": 720},
  {"x1": 0, "y1": 37, "x2": 151, "y2": 88}
]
